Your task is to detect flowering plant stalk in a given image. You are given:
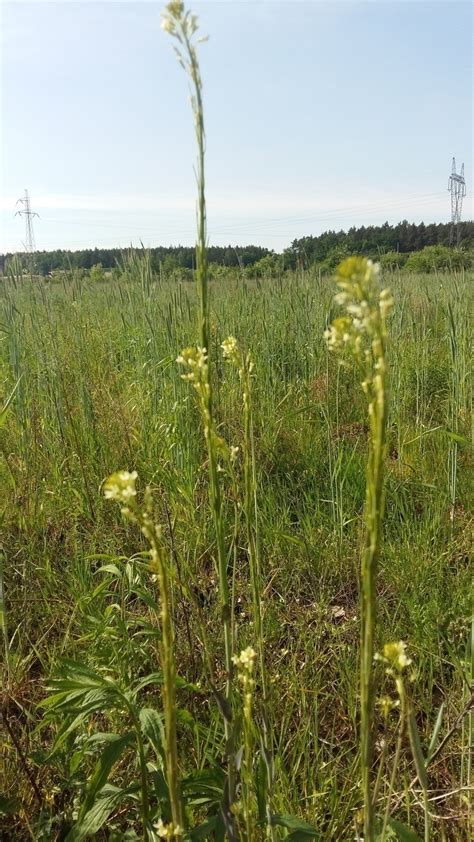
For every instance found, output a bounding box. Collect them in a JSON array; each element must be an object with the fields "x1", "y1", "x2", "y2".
[
  {"x1": 222, "y1": 337, "x2": 274, "y2": 834},
  {"x1": 325, "y1": 257, "x2": 393, "y2": 842},
  {"x1": 232, "y1": 646, "x2": 258, "y2": 840},
  {"x1": 162, "y1": 3, "x2": 237, "y2": 825},
  {"x1": 103, "y1": 471, "x2": 184, "y2": 840}
]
